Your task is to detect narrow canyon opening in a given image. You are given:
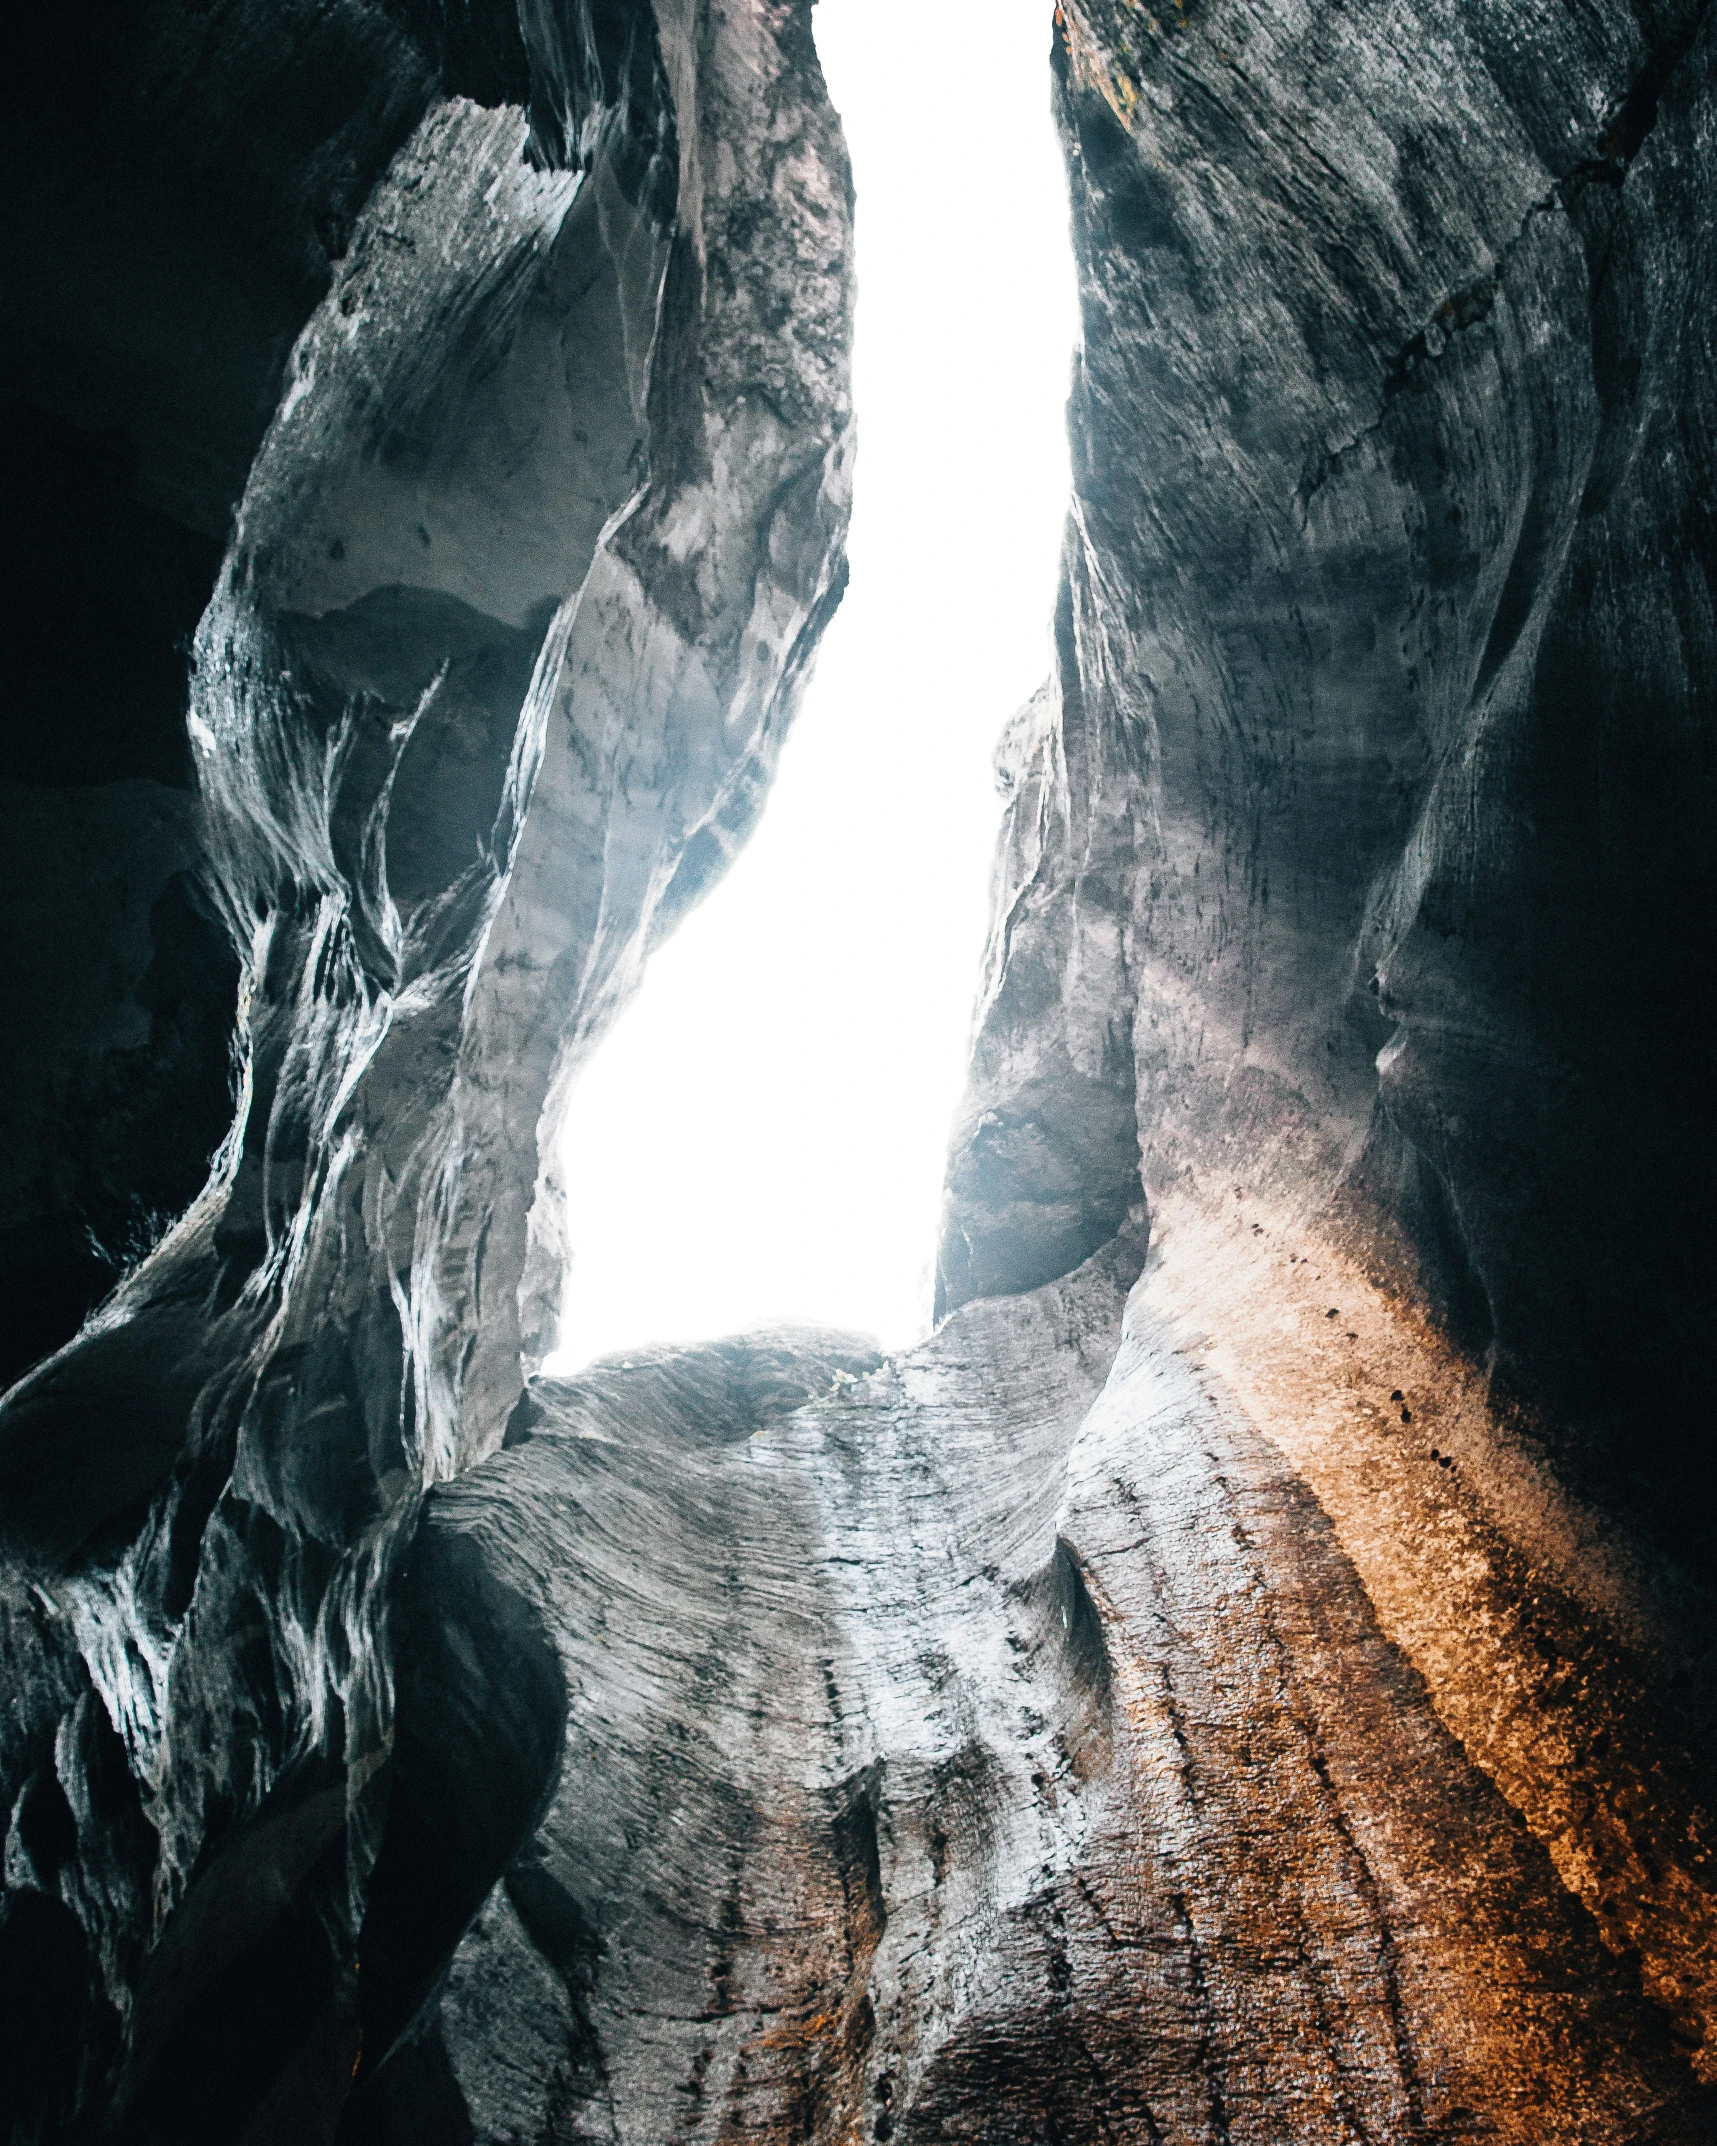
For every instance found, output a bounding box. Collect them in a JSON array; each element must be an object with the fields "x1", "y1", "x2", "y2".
[
  {"x1": 4, "y1": 0, "x2": 1714, "y2": 2138},
  {"x1": 546, "y1": 0, "x2": 1079, "y2": 1369}
]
